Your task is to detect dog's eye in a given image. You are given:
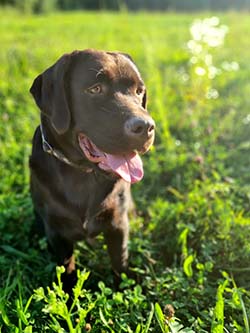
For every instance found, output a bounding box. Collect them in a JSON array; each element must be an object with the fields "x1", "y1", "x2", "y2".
[
  {"x1": 87, "y1": 84, "x2": 102, "y2": 94},
  {"x1": 136, "y1": 87, "x2": 144, "y2": 95}
]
